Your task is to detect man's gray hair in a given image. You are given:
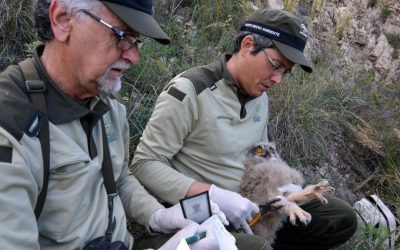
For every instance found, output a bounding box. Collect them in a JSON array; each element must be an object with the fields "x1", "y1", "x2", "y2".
[
  {"x1": 34, "y1": 0, "x2": 101, "y2": 41},
  {"x1": 232, "y1": 31, "x2": 274, "y2": 55}
]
